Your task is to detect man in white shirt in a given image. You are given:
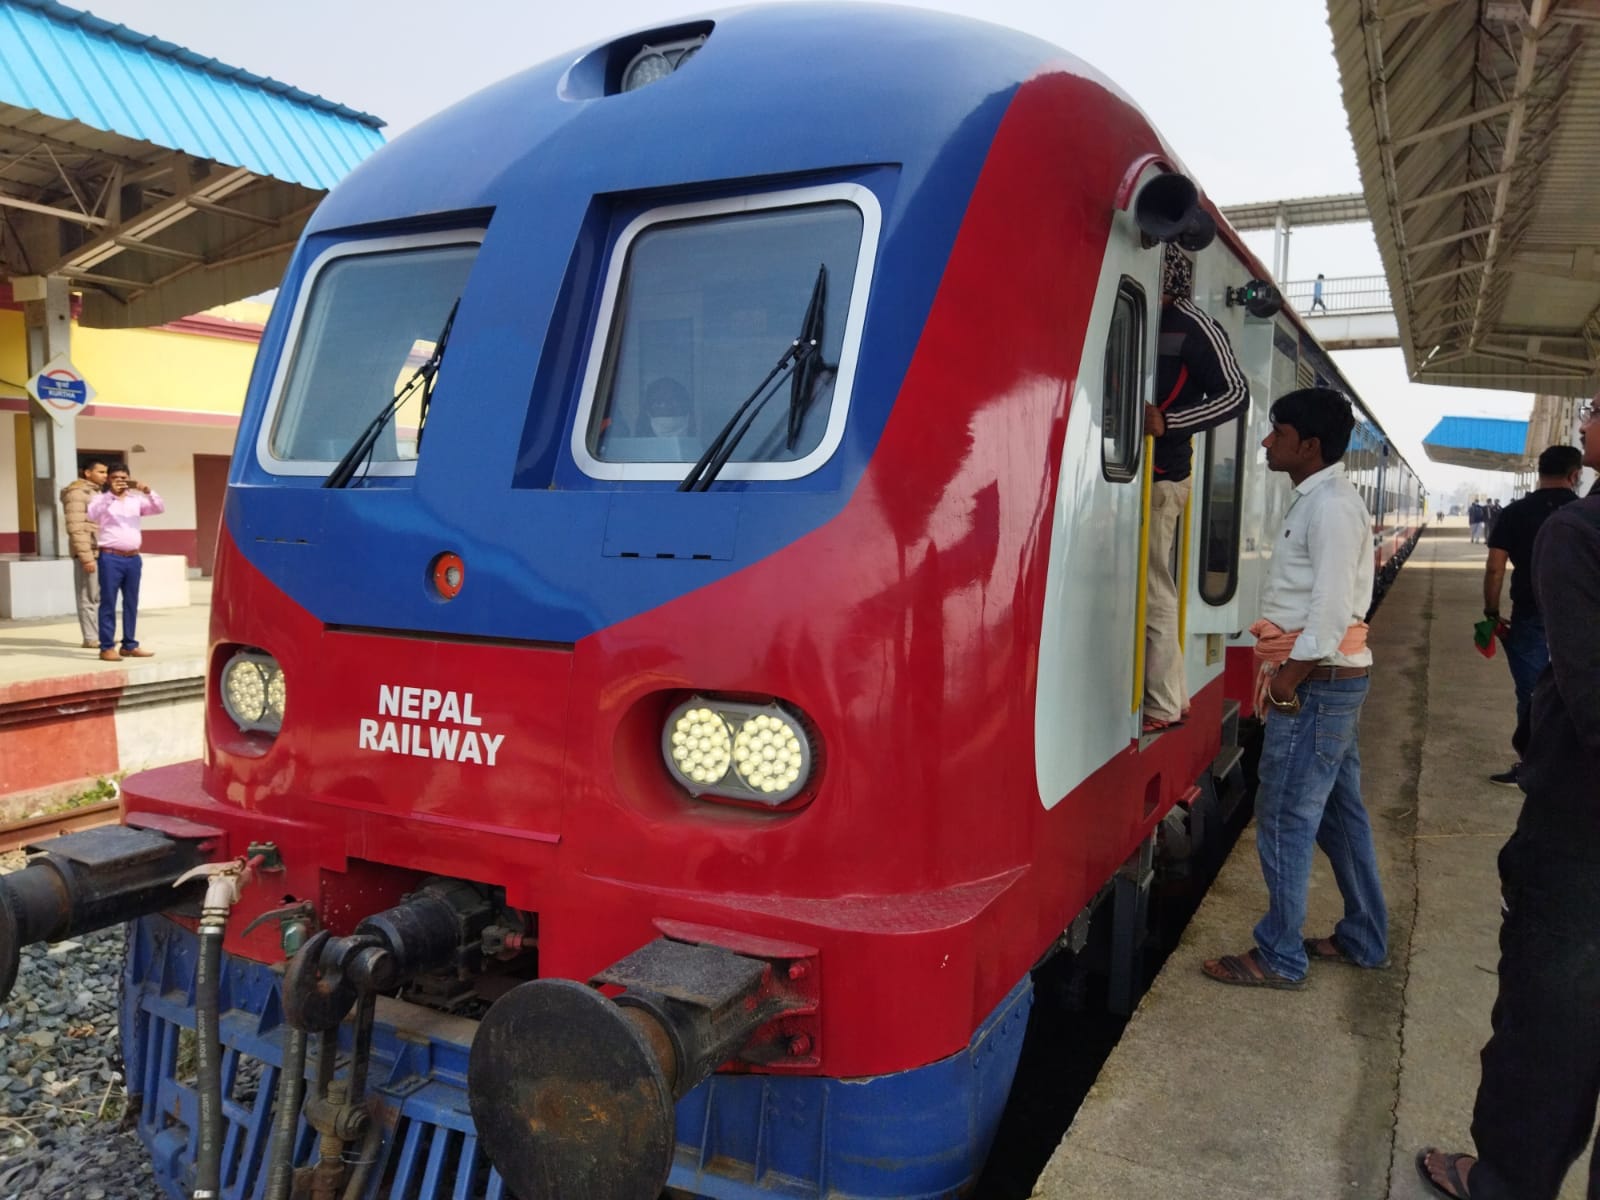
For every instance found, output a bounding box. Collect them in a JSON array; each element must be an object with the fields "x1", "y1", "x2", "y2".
[{"x1": 1202, "y1": 388, "x2": 1388, "y2": 988}]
